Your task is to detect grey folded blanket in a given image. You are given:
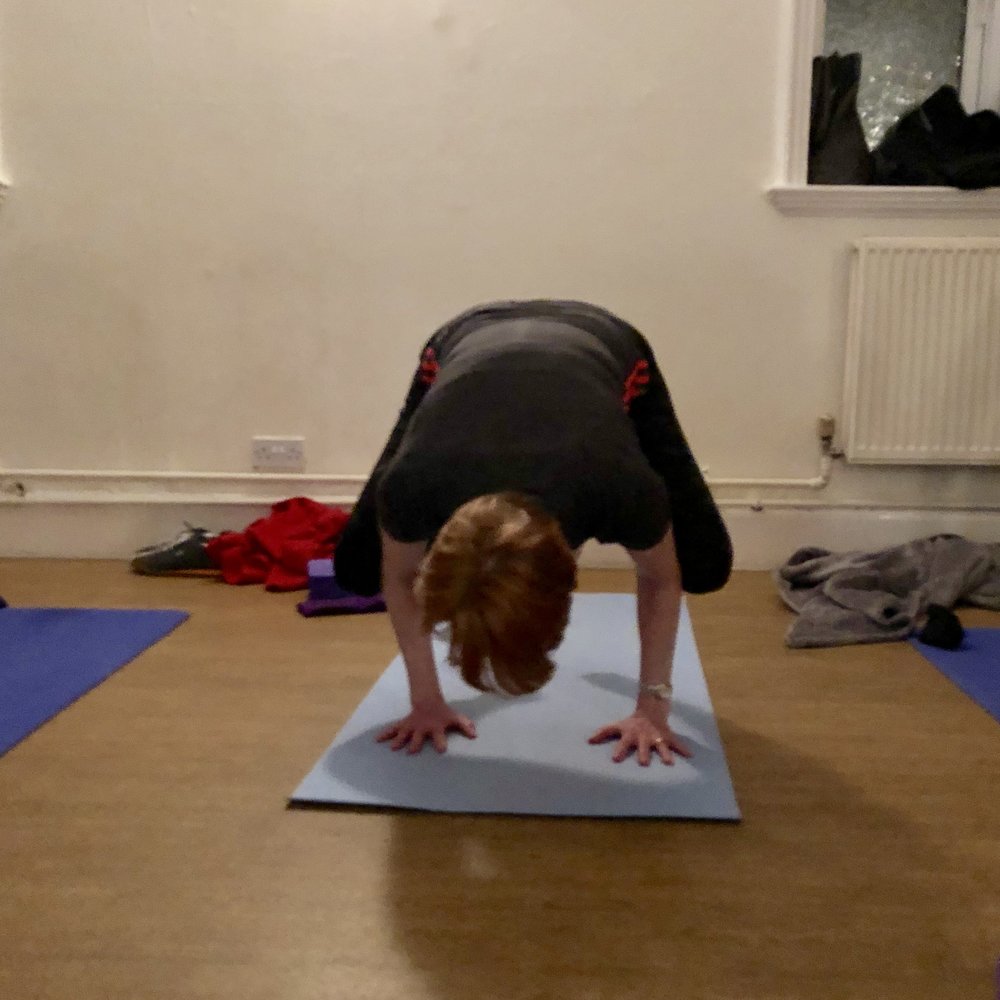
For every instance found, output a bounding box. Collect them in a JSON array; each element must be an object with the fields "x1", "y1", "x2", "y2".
[{"x1": 774, "y1": 534, "x2": 1000, "y2": 648}]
